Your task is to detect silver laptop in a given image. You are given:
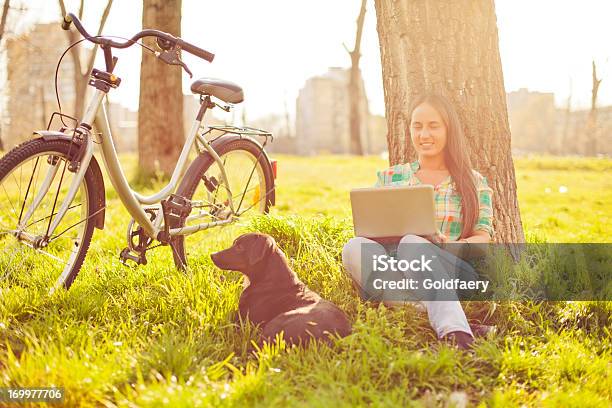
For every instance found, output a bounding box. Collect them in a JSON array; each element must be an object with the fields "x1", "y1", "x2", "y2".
[{"x1": 349, "y1": 185, "x2": 436, "y2": 241}]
